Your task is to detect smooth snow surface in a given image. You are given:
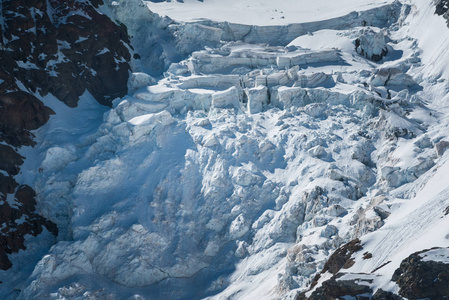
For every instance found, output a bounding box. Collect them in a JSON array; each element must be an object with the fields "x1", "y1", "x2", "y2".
[
  {"x1": 146, "y1": 0, "x2": 394, "y2": 25},
  {"x1": 3, "y1": 0, "x2": 449, "y2": 299}
]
